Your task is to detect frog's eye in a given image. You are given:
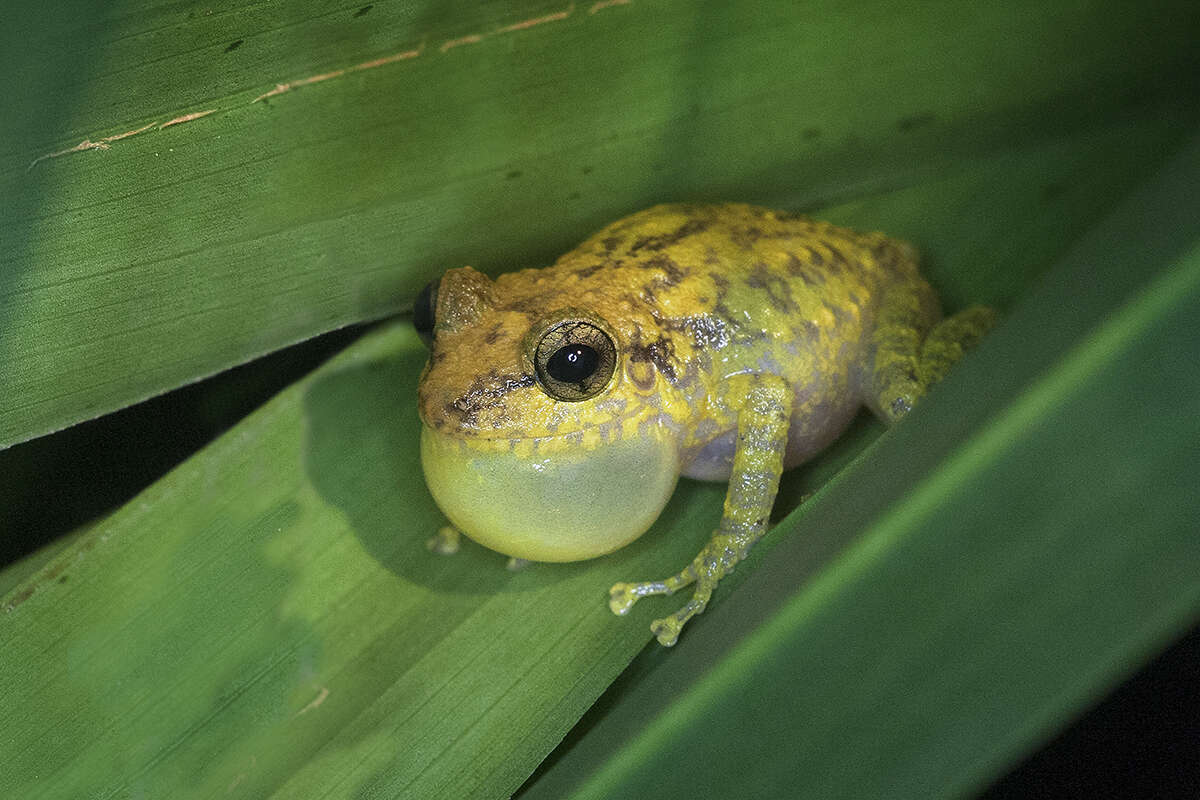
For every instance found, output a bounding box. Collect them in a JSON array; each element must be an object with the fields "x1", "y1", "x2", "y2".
[
  {"x1": 413, "y1": 279, "x2": 438, "y2": 347},
  {"x1": 534, "y1": 320, "x2": 617, "y2": 401}
]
